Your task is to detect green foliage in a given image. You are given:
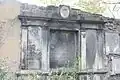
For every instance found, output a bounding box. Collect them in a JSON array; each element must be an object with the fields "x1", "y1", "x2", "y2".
[
  {"x1": 37, "y1": 0, "x2": 107, "y2": 13},
  {"x1": 37, "y1": 0, "x2": 63, "y2": 6},
  {"x1": 0, "y1": 56, "x2": 81, "y2": 80},
  {"x1": 0, "y1": 58, "x2": 17, "y2": 80},
  {"x1": 75, "y1": 0, "x2": 106, "y2": 13},
  {"x1": 0, "y1": 58, "x2": 8, "y2": 79}
]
